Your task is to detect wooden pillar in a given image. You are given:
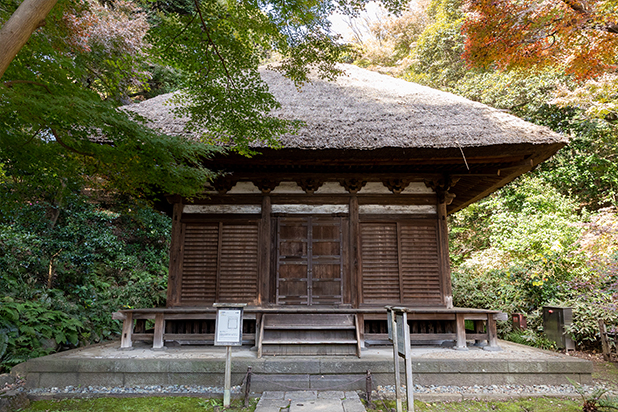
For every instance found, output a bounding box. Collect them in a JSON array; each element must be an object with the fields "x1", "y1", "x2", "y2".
[
  {"x1": 120, "y1": 312, "x2": 133, "y2": 350},
  {"x1": 349, "y1": 195, "x2": 359, "y2": 308},
  {"x1": 153, "y1": 313, "x2": 165, "y2": 350},
  {"x1": 485, "y1": 314, "x2": 500, "y2": 351},
  {"x1": 167, "y1": 200, "x2": 184, "y2": 308},
  {"x1": 437, "y1": 201, "x2": 453, "y2": 308},
  {"x1": 259, "y1": 195, "x2": 272, "y2": 305},
  {"x1": 474, "y1": 320, "x2": 486, "y2": 347},
  {"x1": 350, "y1": 195, "x2": 364, "y2": 344},
  {"x1": 454, "y1": 313, "x2": 468, "y2": 350}
]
